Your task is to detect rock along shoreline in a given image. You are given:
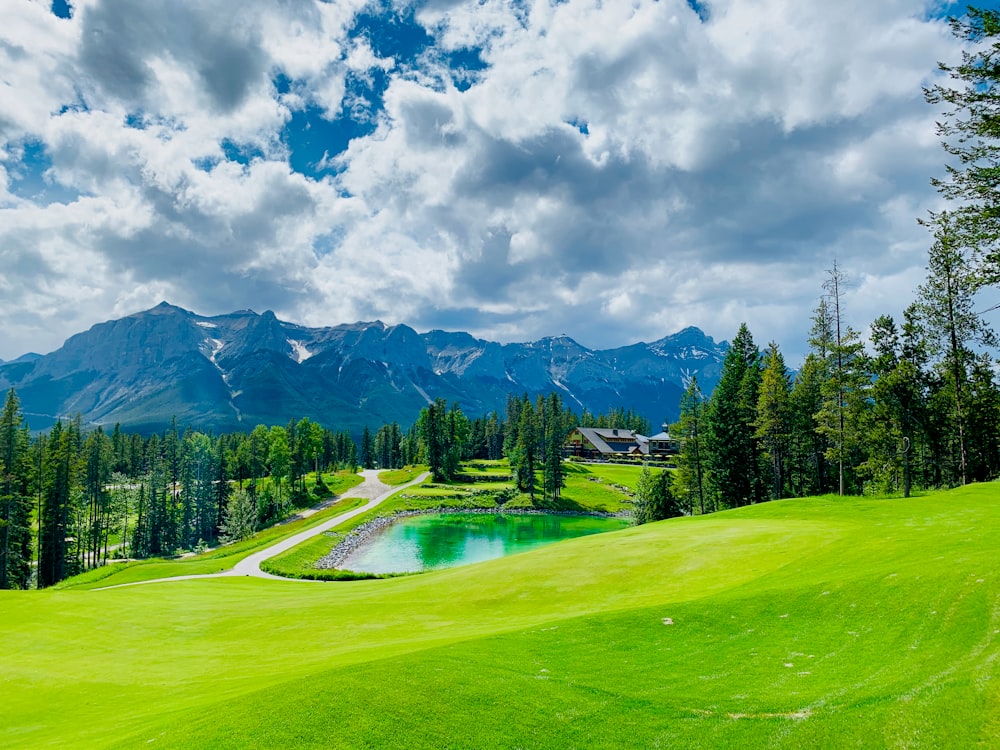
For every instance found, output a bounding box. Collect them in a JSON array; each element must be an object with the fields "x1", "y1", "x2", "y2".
[{"x1": 315, "y1": 506, "x2": 632, "y2": 571}]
